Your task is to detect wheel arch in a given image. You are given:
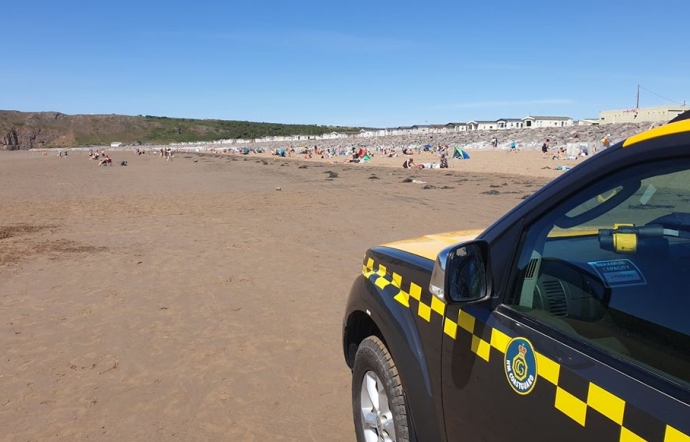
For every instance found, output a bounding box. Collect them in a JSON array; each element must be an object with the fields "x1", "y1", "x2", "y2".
[
  {"x1": 344, "y1": 310, "x2": 385, "y2": 369},
  {"x1": 343, "y1": 274, "x2": 446, "y2": 441}
]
